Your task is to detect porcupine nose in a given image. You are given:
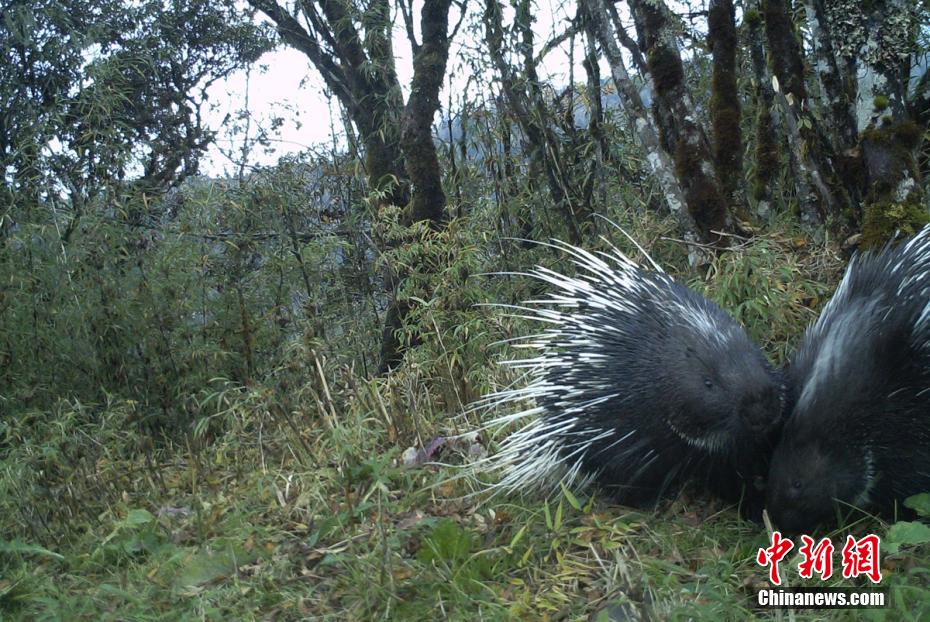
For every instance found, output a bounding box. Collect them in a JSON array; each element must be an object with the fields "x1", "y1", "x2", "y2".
[{"x1": 739, "y1": 390, "x2": 778, "y2": 434}]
